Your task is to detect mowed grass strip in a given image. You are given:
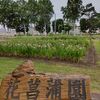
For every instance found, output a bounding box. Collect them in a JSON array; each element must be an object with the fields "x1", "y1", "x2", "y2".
[
  {"x1": 93, "y1": 40, "x2": 100, "y2": 65},
  {"x1": 0, "y1": 57, "x2": 23, "y2": 80},
  {"x1": 0, "y1": 57, "x2": 100, "y2": 93},
  {"x1": 93, "y1": 40, "x2": 100, "y2": 54}
]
